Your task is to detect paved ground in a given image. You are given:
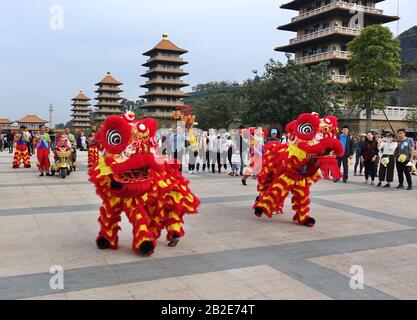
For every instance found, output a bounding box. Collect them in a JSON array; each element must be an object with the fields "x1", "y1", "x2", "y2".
[{"x1": 0, "y1": 150, "x2": 416, "y2": 300}]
